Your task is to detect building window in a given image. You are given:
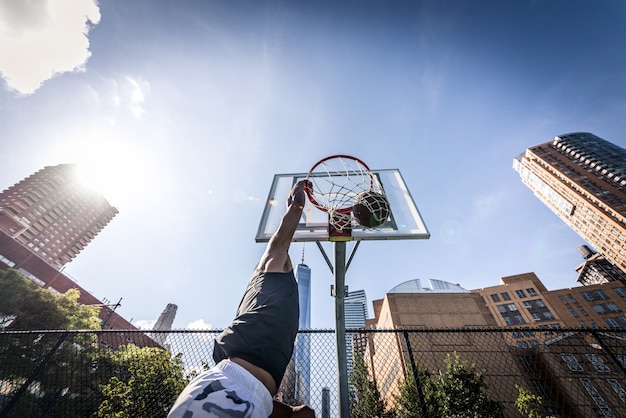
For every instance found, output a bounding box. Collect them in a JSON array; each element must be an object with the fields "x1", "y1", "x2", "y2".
[
  {"x1": 508, "y1": 303, "x2": 518, "y2": 312},
  {"x1": 518, "y1": 356, "x2": 534, "y2": 372},
  {"x1": 516, "y1": 289, "x2": 527, "y2": 298},
  {"x1": 543, "y1": 311, "x2": 555, "y2": 320},
  {"x1": 578, "y1": 306, "x2": 589, "y2": 316},
  {"x1": 532, "y1": 313, "x2": 542, "y2": 322},
  {"x1": 586, "y1": 354, "x2": 610, "y2": 372},
  {"x1": 595, "y1": 290, "x2": 609, "y2": 300},
  {"x1": 614, "y1": 288, "x2": 626, "y2": 297},
  {"x1": 561, "y1": 353, "x2": 583, "y2": 371},
  {"x1": 497, "y1": 305, "x2": 507, "y2": 313},
  {"x1": 579, "y1": 378, "x2": 614, "y2": 417},
  {"x1": 593, "y1": 304, "x2": 607, "y2": 314},
  {"x1": 527, "y1": 288, "x2": 537, "y2": 296},
  {"x1": 559, "y1": 295, "x2": 568, "y2": 305},
  {"x1": 605, "y1": 318, "x2": 620, "y2": 328},
  {"x1": 501, "y1": 292, "x2": 511, "y2": 300},
  {"x1": 490, "y1": 294, "x2": 500, "y2": 302},
  {"x1": 583, "y1": 292, "x2": 594, "y2": 301},
  {"x1": 514, "y1": 315, "x2": 526, "y2": 324},
  {"x1": 607, "y1": 379, "x2": 626, "y2": 403},
  {"x1": 568, "y1": 294, "x2": 578, "y2": 303},
  {"x1": 569, "y1": 307, "x2": 579, "y2": 317},
  {"x1": 531, "y1": 379, "x2": 549, "y2": 399},
  {"x1": 606, "y1": 302, "x2": 621, "y2": 313}
]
